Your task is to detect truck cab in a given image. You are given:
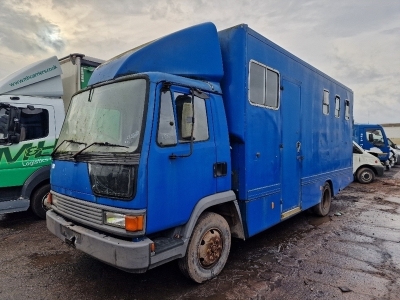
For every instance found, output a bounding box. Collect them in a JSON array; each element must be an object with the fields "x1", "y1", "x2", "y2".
[{"x1": 353, "y1": 124, "x2": 391, "y2": 169}]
